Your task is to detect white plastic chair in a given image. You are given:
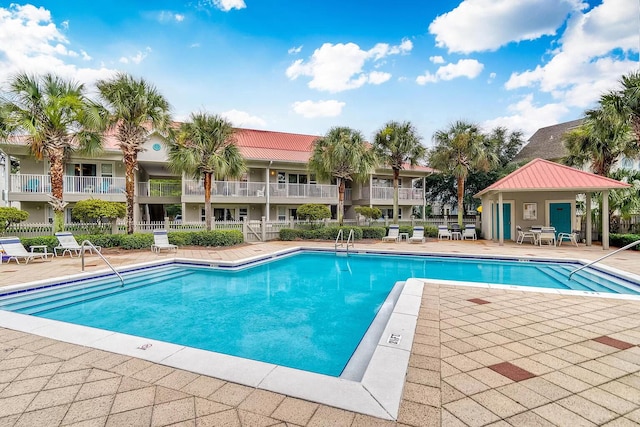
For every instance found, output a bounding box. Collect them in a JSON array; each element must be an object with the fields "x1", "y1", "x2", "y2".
[
  {"x1": 382, "y1": 225, "x2": 400, "y2": 242},
  {"x1": 557, "y1": 230, "x2": 579, "y2": 246},
  {"x1": 538, "y1": 227, "x2": 557, "y2": 246},
  {"x1": 54, "y1": 232, "x2": 101, "y2": 257},
  {"x1": 0, "y1": 237, "x2": 51, "y2": 264},
  {"x1": 516, "y1": 226, "x2": 536, "y2": 244},
  {"x1": 437, "y1": 225, "x2": 452, "y2": 240},
  {"x1": 409, "y1": 226, "x2": 425, "y2": 243},
  {"x1": 151, "y1": 230, "x2": 178, "y2": 253},
  {"x1": 462, "y1": 224, "x2": 477, "y2": 240}
]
